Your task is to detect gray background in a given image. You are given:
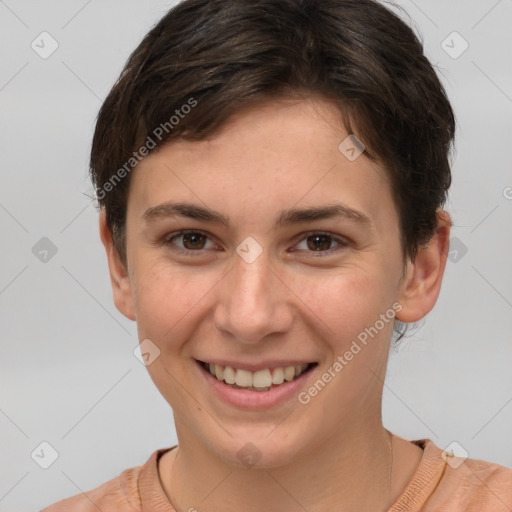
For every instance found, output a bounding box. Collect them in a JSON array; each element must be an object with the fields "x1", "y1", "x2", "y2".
[{"x1": 1, "y1": 1, "x2": 511, "y2": 510}]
